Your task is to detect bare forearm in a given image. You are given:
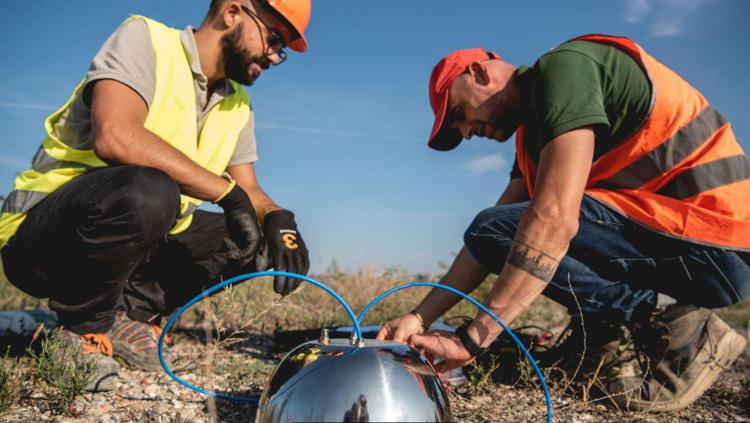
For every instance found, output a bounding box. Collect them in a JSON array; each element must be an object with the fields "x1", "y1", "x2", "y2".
[
  {"x1": 413, "y1": 247, "x2": 490, "y2": 325},
  {"x1": 496, "y1": 177, "x2": 529, "y2": 205},
  {"x1": 227, "y1": 164, "x2": 281, "y2": 222},
  {"x1": 243, "y1": 185, "x2": 281, "y2": 222},
  {"x1": 414, "y1": 178, "x2": 531, "y2": 325},
  {"x1": 94, "y1": 124, "x2": 228, "y2": 201},
  {"x1": 469, "y1": 208, "x2": 577, "y2": 347},
  {"x1": 91, "y1": 80, "x2": 228, "y2": 201},
  {"x1": 466, "y1": 128, "x2": 594, "y2": 346}
]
